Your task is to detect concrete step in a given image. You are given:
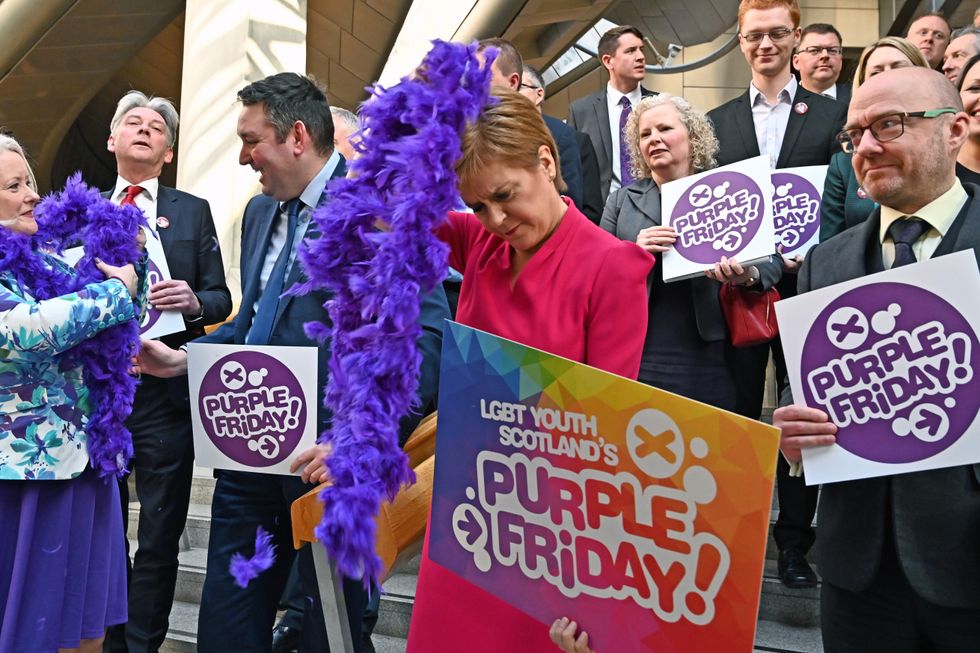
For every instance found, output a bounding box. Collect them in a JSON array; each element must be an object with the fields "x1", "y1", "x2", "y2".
[
  {"x1": 127, "y1": 502, "x2": 213, "y2": 550},
  {"x1": 759, "y1": 559, "x2": 821, "y2": 628},
  {"x1": 754, "y1": 619, "x2": 822, "y2": 652}
]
